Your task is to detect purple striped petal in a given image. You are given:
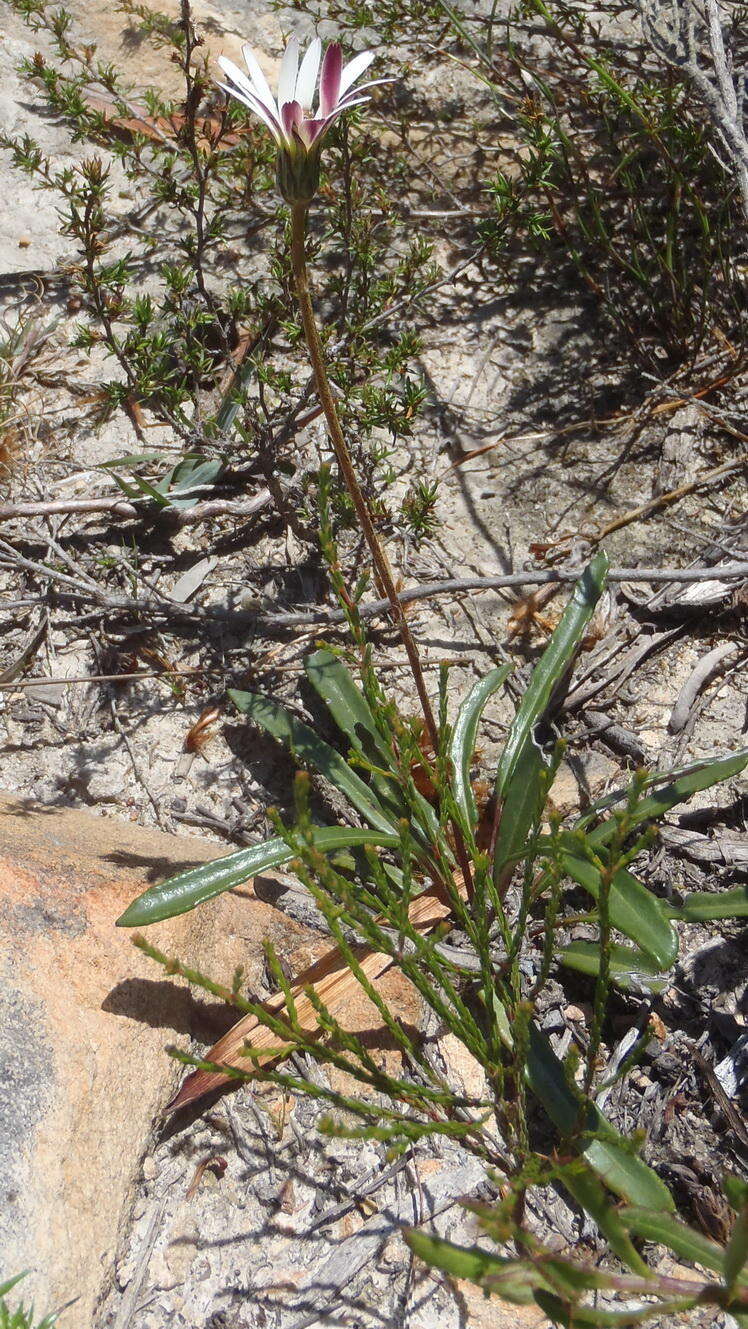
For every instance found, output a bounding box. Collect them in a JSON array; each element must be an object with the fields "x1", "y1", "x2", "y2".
[
  {"x1": 319, "y1": 42, "x2": 343, "y2": 117},
  {"x1": 296, "y1": 117, "x2": 328, "y2": 147},
  {"x1": 281, "y1": 99, "x2": 303, "y2": 137}
]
